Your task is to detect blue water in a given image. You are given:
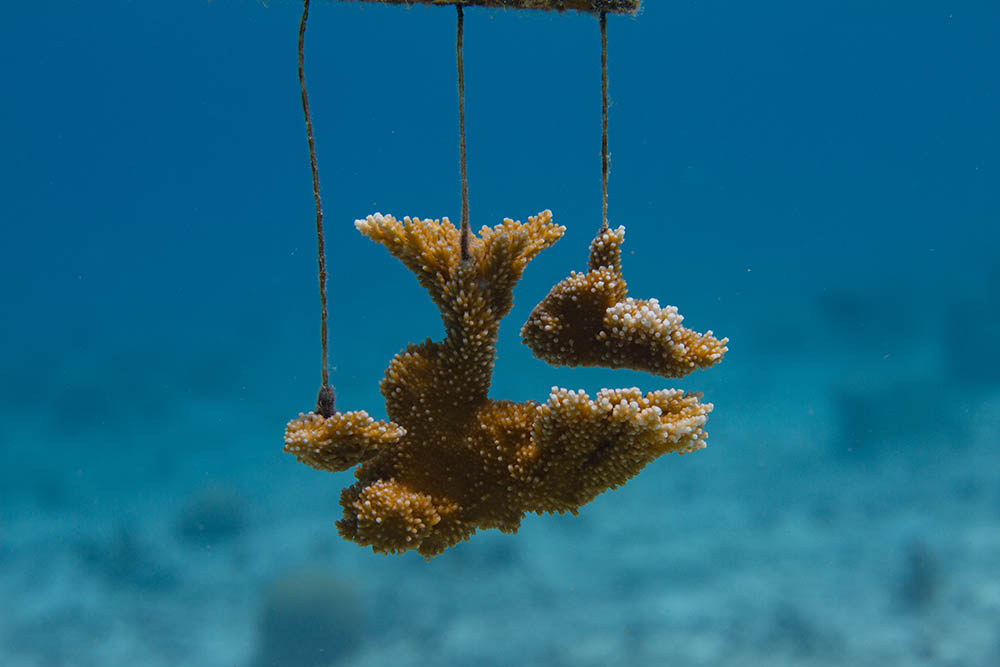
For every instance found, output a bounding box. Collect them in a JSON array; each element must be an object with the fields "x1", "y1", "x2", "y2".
[{"x1": 2, "y1": 1, "x2": 998, "y2": 665}]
